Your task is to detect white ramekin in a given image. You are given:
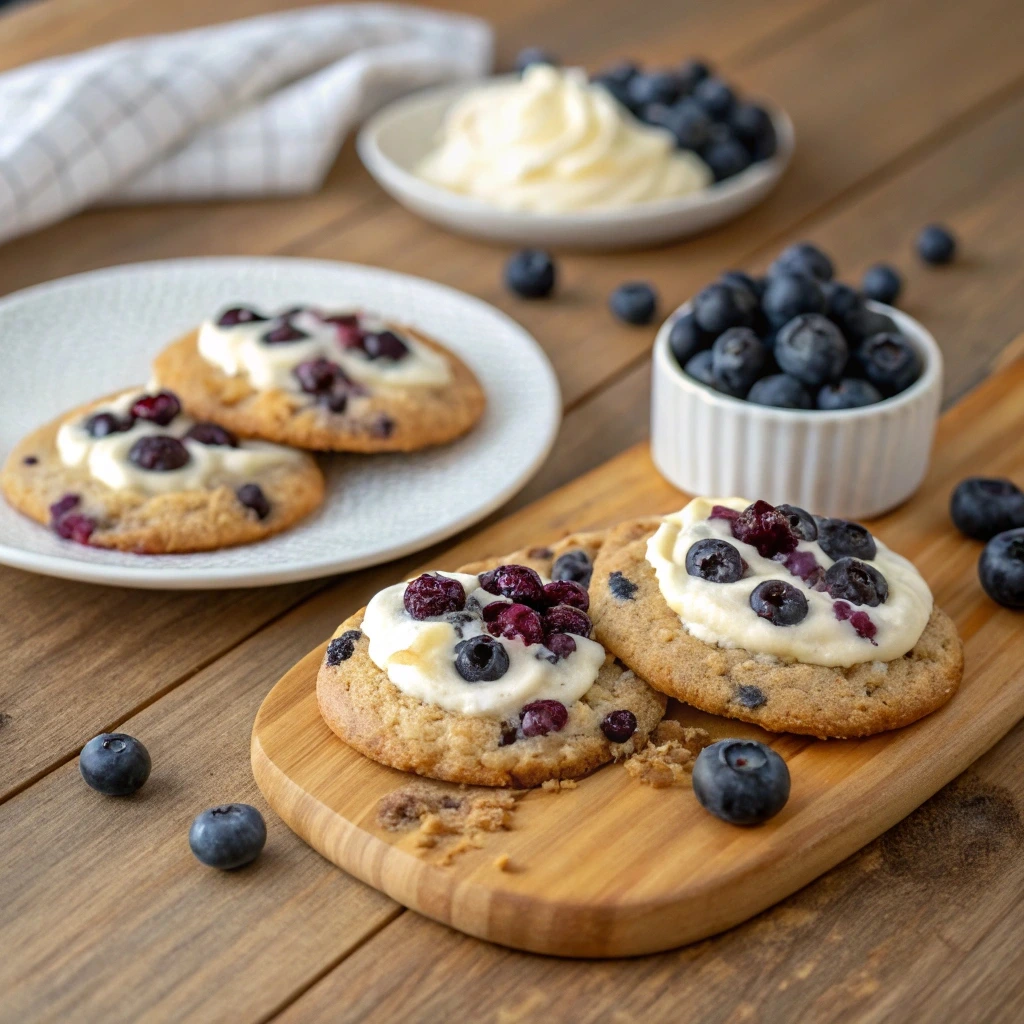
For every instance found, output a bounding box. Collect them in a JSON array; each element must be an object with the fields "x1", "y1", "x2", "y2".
[{"x1": 650, "y1": 302, "x2": 943, "y2": 519}]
